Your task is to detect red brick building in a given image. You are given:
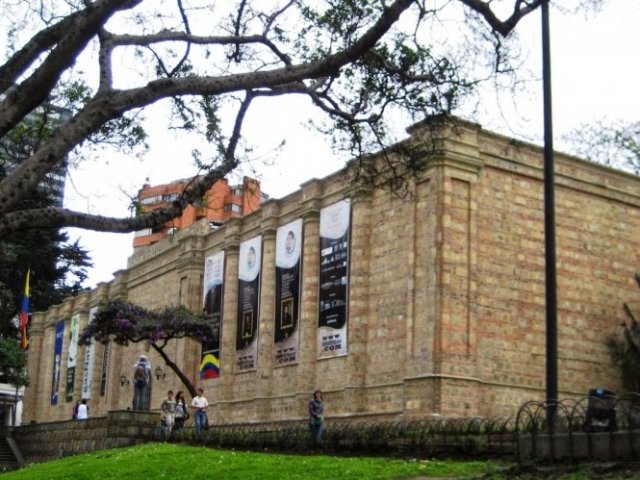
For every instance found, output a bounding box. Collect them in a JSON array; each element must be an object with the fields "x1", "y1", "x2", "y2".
[{"x1": 133, "y1": 176, "x2": 263, "y2": 248}]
